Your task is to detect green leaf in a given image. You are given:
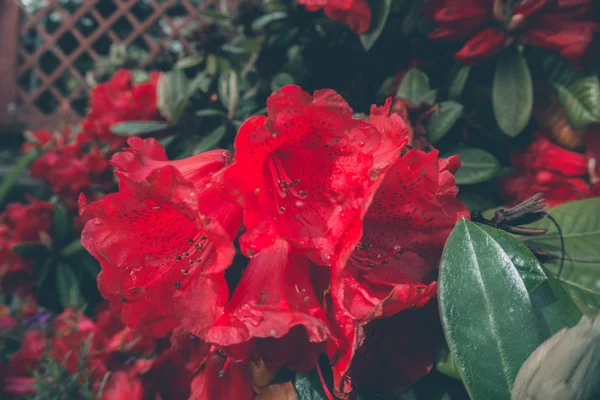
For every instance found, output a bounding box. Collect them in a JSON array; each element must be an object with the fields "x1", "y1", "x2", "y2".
[
  {"x1": 360, "y1": 0, "x2": 392, "y2": 51},
  {"x1": 51, "y1": 203, "x2": 69, "y2": 248},
  {"x1": 157, "y1": 69, "x2": 190, "y2": 123},
  {"x1": 195, "y1": 109, "x2": 226, "y2": 117},
  {"x1": 0, "y1": 148, "x2": 43, "y2": 208},
  {"x1": 396, "y1": 68, "x2": 432, "y2": 105},
  {"x1": 553, "y1": 76, "x2": 600, "y2": 128},
  {"x1": 531, "y1": 271, "x2": 582, "y2": 338},
  {"x1": 439, "y1": 219, "x2": 542, "y2": 400},
  {"x1": 520, "y1": 198, "x2": 600, "y2": 309},
  {"x1": 188, "y1": 72, "x2": 213, "y2": 95},
  {"x1": 477, "y1": 224, "x2": 547, "y2": 292},
  {"x1": 110, "y1": 121, "x2": 171, "y2": 137},
  {"x1": 270, "y1": 72, "x2": 295, "y2": 92},
  {"x1": 56, "y1": 263, "x2": 82, "y2": 309},
  {"x1": 251, "y1": 12, "x2": 288, "y2": 31},
  {"x1": 11, "y1": 242, "x2": 47, "y2": 258},
  {"x1": 420, "y1": 89, "x2": 438, "y2": 106},
  {"x1": 294, "y1": 369, "x2": 329, "y2": 400},
  {"x1": 436, "y1": 341, "x2": 462, "y2": 380},
  {"x1": 492, "y1": 48, "x2": 533, "y2": 137},
  {"x1": 426, "y1": 101, "x2": 463, "y2": 143},
  {"x1": 193, "y1": 126, "x2": 227, "y2": 154},
  {"x1": 175, "y1": 54, "x2": 205, "y2": 69},
  {"x1": 448, "y1": 65, "x2": 471, "y2": 100},
  {"x1": 218, "y1": 70, "x2": 239, "y2": 118},
  {"x1": 453, "y1": 148, "x2": 500, "y2": 185}
]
